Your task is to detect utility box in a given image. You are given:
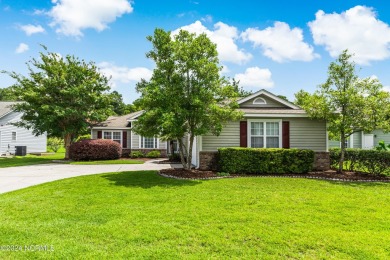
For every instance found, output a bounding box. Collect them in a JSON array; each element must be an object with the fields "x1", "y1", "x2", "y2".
[{"x1": 15, "y1": 146, "x2": 27, "y2": 156}]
